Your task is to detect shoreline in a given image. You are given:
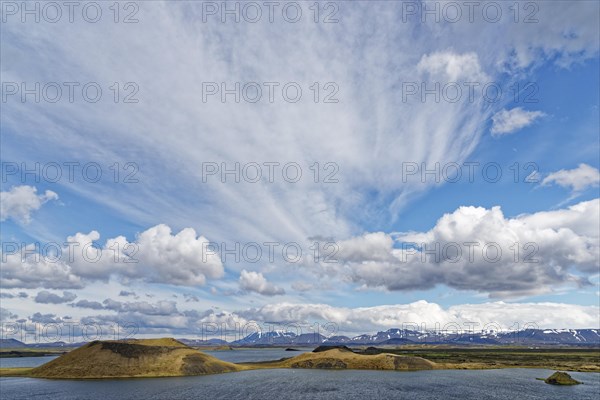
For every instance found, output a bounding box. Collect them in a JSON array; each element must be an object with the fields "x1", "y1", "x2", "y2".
[{"x1": 2, "y1": 362, "x2": 599, "y2": 380}]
